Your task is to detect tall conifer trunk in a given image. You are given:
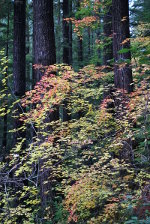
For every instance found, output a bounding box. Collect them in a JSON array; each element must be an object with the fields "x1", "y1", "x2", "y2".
[
  {"x1": 112, "y1": 0, "x2": 133, "y2": 93},
  {"x1": 13, "y1": 0, "x2": 26, "y2": 143},
  {"x1": 57, "y1": 0, "x2": 61, "y2": 63},
  {"x1": 103, "y1": 3, "x2": 113, "y2": 66},
  {"x1": 33, "y1": 0, "x2": 58, "y2": 209},
  {"x1": 88, "y1": 27, "x2": 91, "y2": 61},
  {"x1": 33, "y1": 0, "x2": 56, "y2": 84},
  {"x1": 62, "y1": 0, "x2": 72, "y2": 121},
  {"x1": 69, "y1": 0, "x2": 72, "y2": 64},
  {"x1": 77, "y1": 0, "x2": 83, "y2": 68},
  {"x1": 78, "y1": 38, "x2": 83, "y2": 67},
  {"x1": 2, "y1": 8, "x2": 10, "y2": 150},
  {"x1": 13, "y1": 0, "x2": 26, "y2": 97},
  {"x1": 63, "y1": 0, "x2": 72, "y2": 65}
]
